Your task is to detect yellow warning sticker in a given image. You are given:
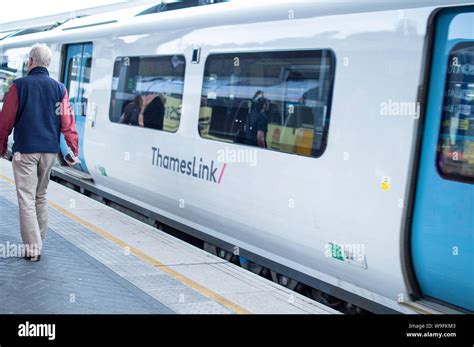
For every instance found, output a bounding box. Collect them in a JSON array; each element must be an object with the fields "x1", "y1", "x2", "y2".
[{"x1": 381, "y1": 176, "x2": 391, "y2": 191}]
